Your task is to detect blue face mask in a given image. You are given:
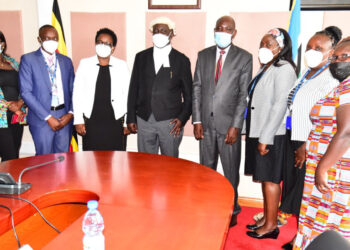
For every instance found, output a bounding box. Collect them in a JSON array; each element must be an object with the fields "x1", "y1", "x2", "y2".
[{"x1": 214, "y1": 32, "x2": 232, "y2": 49}]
